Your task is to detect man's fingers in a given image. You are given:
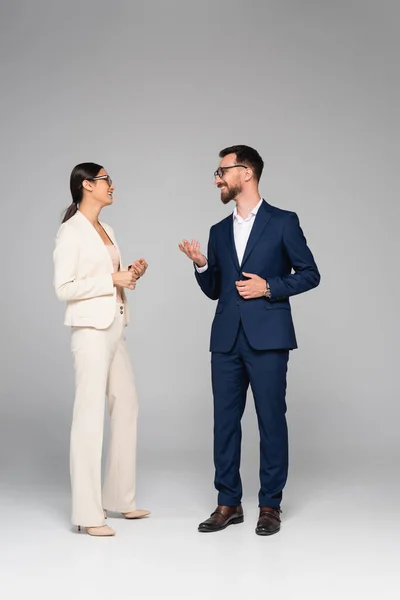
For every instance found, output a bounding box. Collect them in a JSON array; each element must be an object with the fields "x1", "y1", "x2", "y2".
[
  {"x1": 179, "y1": 239, "x2": 203, "y2": 262},
  {"x1": 179, "y1": 239, "x2": 201, "y2": 259},
  {"x1": 179, "y1": 242, "x2": 193, "y2": 257}
]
